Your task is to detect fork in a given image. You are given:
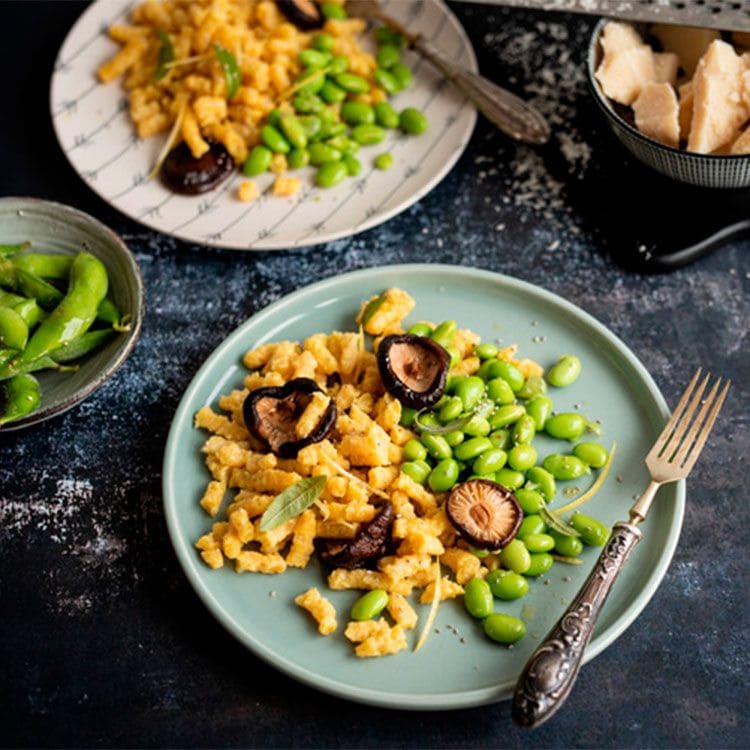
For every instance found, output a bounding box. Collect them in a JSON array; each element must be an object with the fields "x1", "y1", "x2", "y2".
[
  {"x1": 346, "y1": 0, "x2": 550, "y2": 144},
  {"x1": 512, "y1": 369, "x2": 730, "y2": 728}
]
